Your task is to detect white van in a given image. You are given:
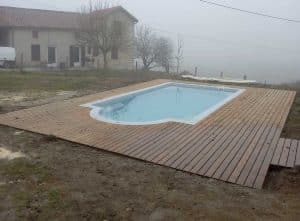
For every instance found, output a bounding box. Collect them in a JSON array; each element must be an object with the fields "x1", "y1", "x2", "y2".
[{"x1": 0, "y1": 47, "x2": 16, "y2": 68}]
